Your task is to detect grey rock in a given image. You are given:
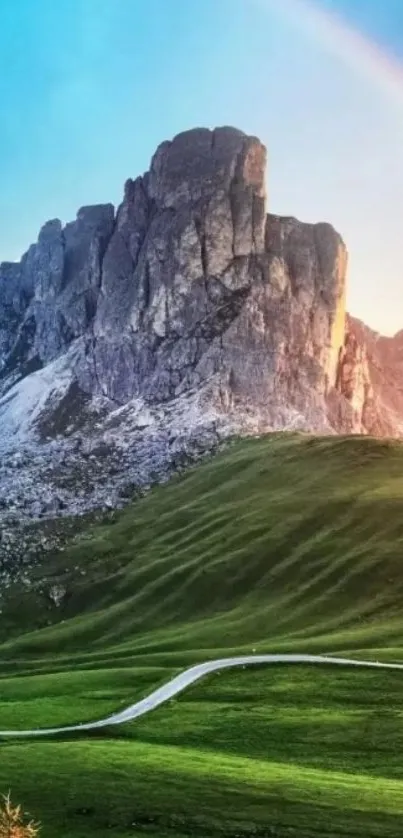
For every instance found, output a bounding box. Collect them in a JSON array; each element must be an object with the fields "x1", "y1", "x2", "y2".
[
  {"x1": 0, "y1": 261, "x2": 31, "y2": 366},
  {"x1": 0, "y1": 203, "x2": 115, "y2": 395}
]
